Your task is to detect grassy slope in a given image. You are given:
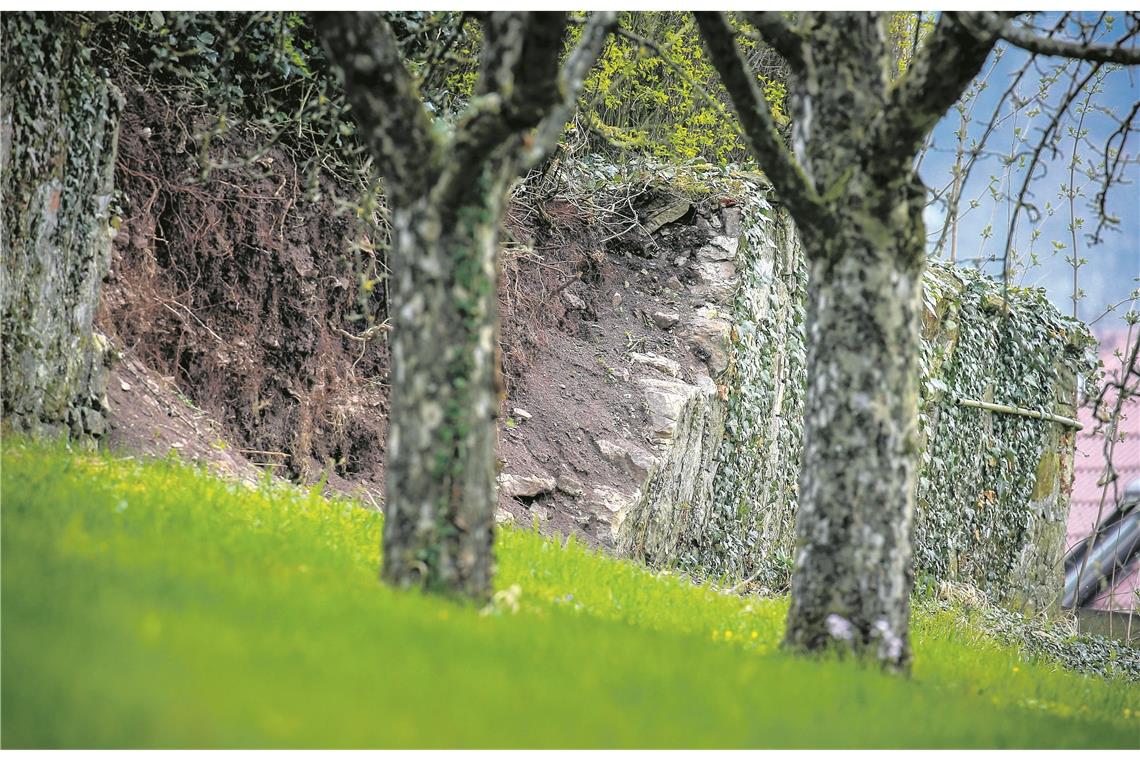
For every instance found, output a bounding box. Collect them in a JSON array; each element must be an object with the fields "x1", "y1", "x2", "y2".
[{"x1": 1, "y1": 442, "x2": 1136, "y2": 749}]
